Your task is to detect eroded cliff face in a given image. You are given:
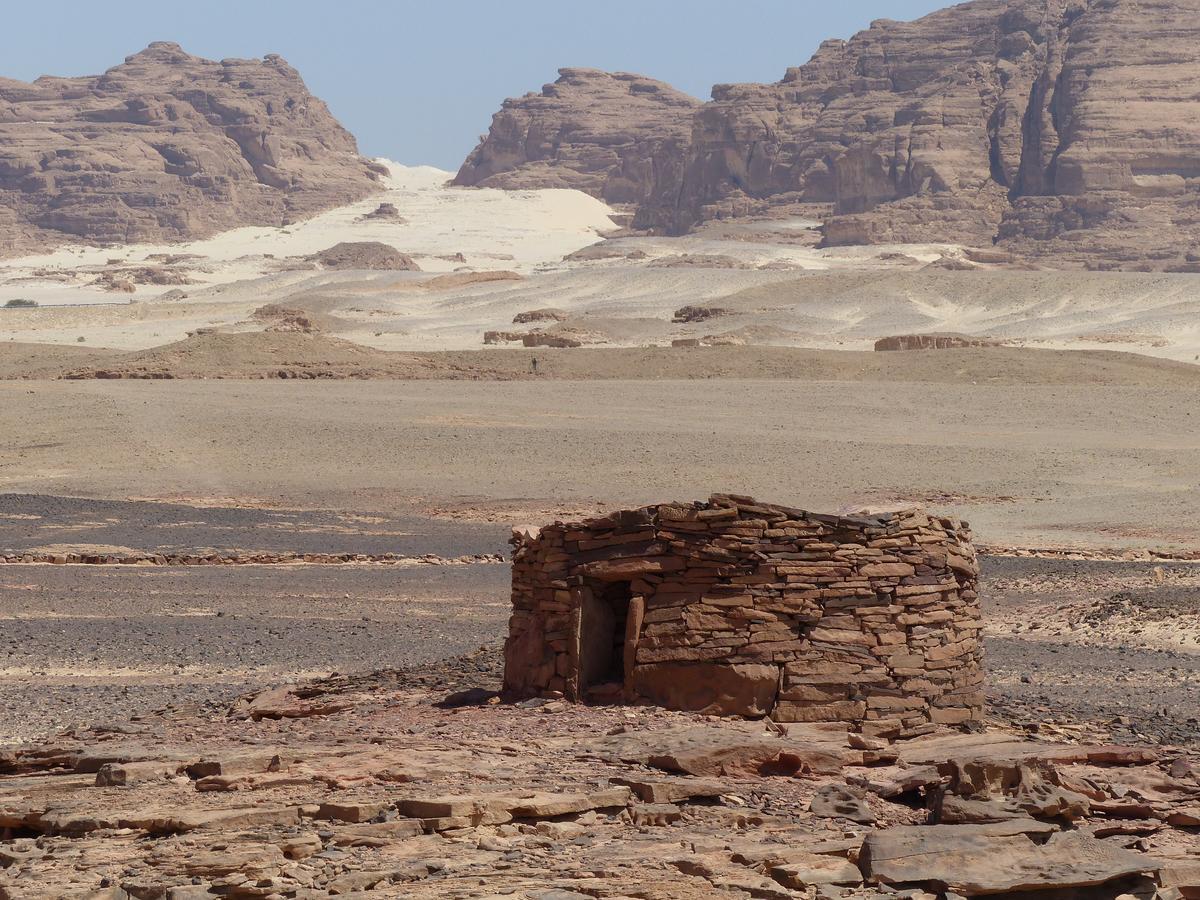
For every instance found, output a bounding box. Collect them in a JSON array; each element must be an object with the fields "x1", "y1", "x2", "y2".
[
  {"x1": 452, "y1": 68, "x2": 702, "y2": 206},
  {"x1": 0, "y1": 42, "x2": 384, "y2": 256},
  {"x1": 459, "y1": 0, "x2": 1200, "y2": 269},
  {"x1": 997, "y1": 0, "x2": 1200, "y2": 268}
]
